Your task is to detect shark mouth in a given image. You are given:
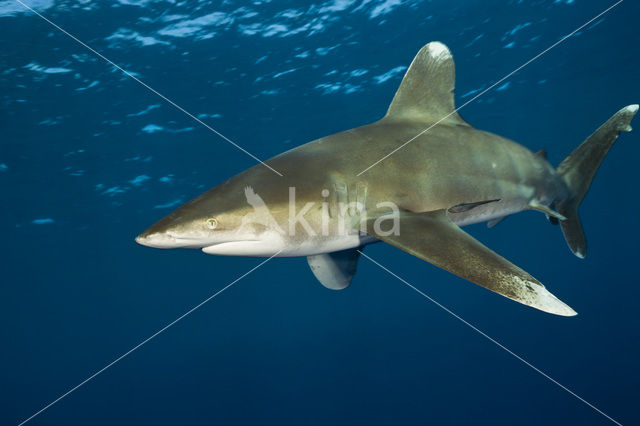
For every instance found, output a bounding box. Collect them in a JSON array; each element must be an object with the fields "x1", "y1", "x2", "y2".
[
  {"x1": 202, "y1": 240, "x2": 284, "y2": 257},
  {"x1": 135, "y1": 233, "x2": 220, "y2": 250}
]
